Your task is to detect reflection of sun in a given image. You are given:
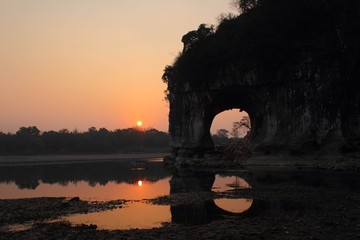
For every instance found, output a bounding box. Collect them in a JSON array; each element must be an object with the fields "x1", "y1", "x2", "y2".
[
  {"x1": 137, "y1": 180, "x2": 143, "y2": 187},
  {"x1": 137, "y1": 121, "x2": 143, "y2": 127}
]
